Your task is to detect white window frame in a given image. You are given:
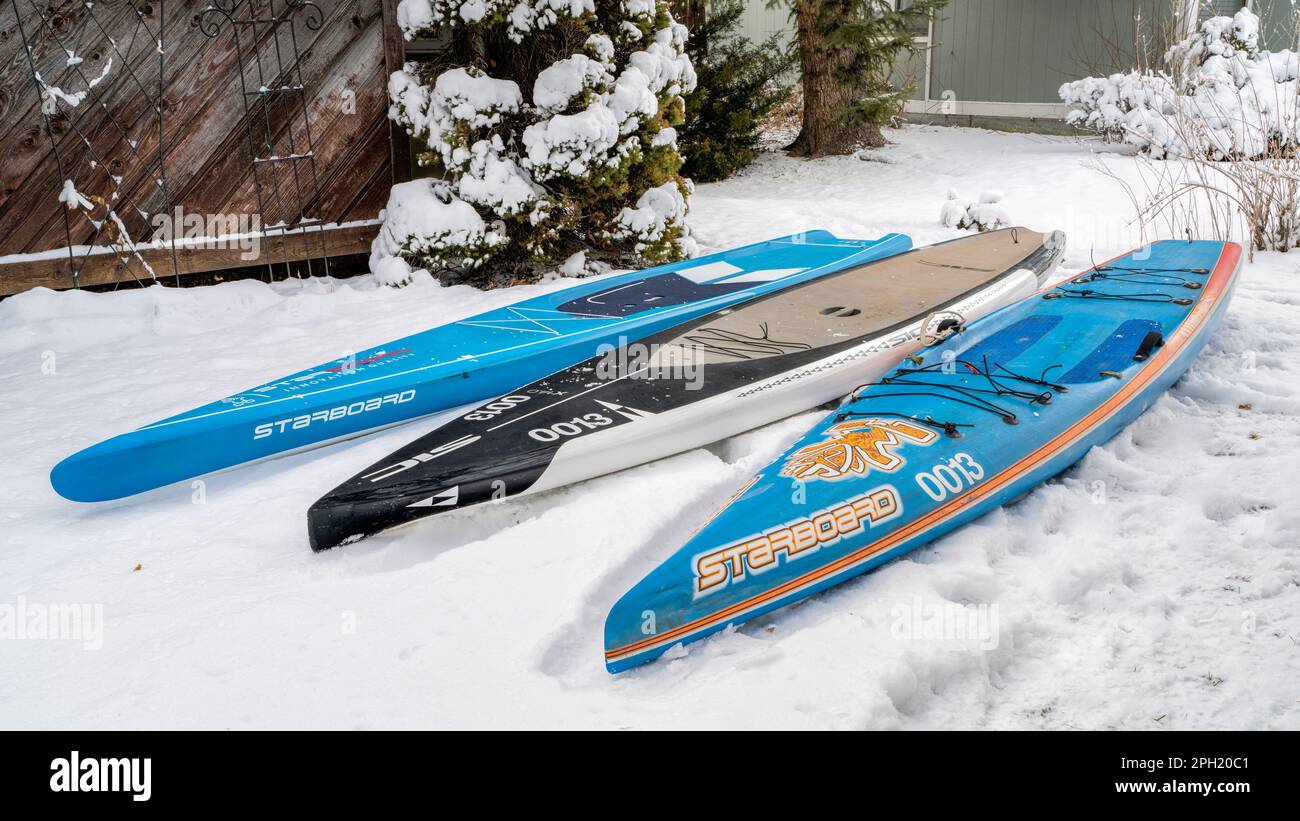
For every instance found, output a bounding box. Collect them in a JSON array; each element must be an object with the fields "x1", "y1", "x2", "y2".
[
  {"x1": 1190, "y1": 0, "x2": 1252, "y2": 34},
  {"x1": 888, "y1": 0, "x2": 932, "y2": 46},
  {"x1": 887, "y1": 0, "x2": 934, "y2": 101}
]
